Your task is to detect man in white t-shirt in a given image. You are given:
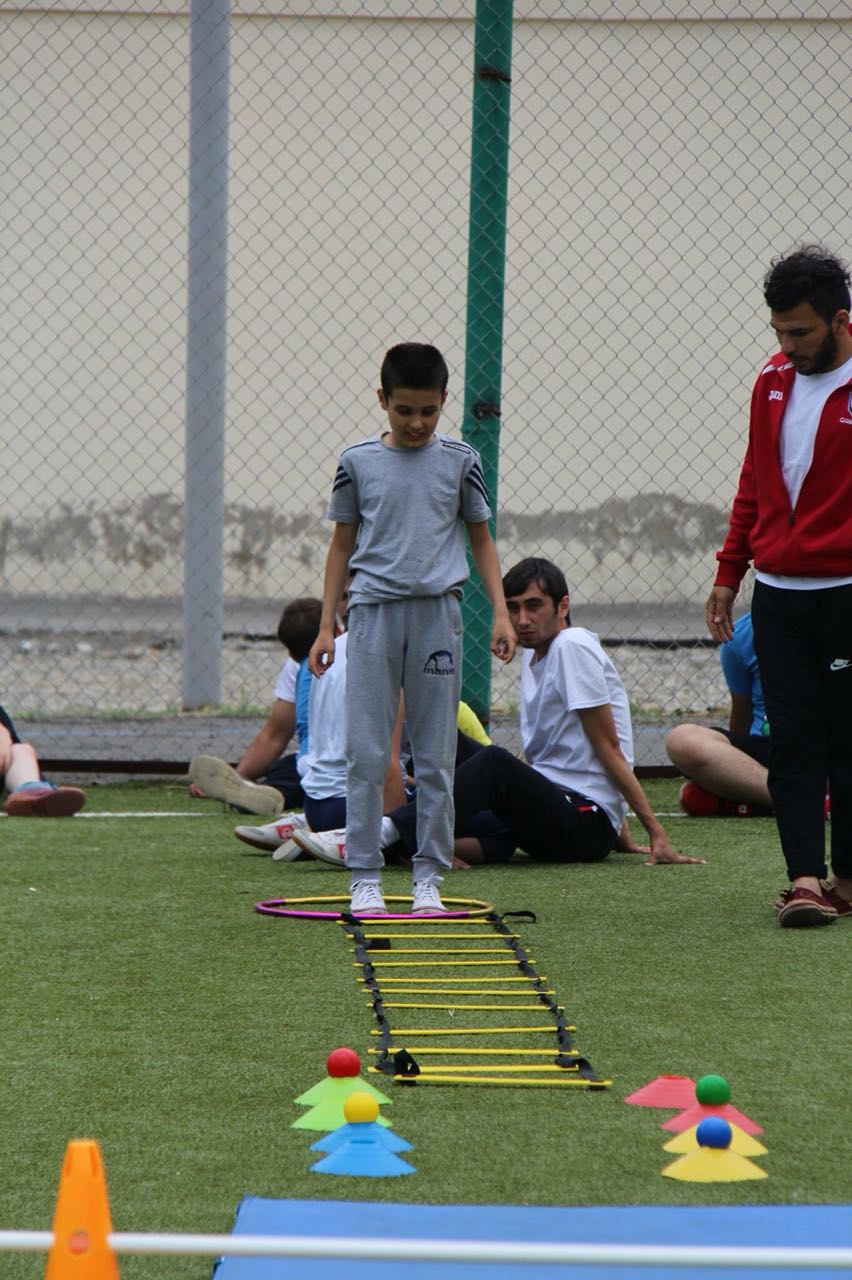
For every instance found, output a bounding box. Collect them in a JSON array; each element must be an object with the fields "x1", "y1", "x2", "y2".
[
  {"x1": 370, "y1": 558, "x2": 700, "y2": 868},
  {"x1": 708, "y1": 244, "x2": 852, "y2": 927}
]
